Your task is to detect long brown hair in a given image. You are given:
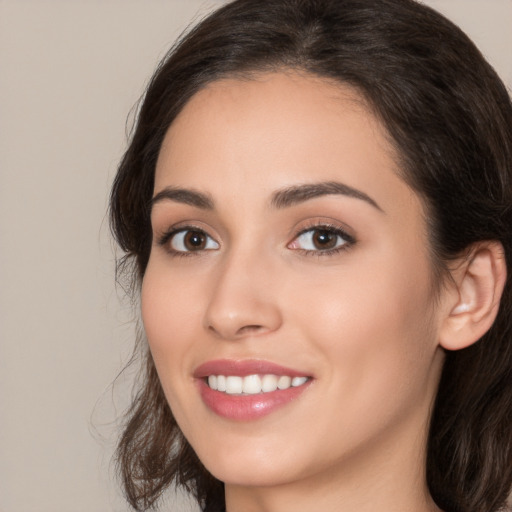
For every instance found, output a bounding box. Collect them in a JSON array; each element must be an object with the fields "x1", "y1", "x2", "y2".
[{"x1": 110, "y1": 1, "x2": 512, "y2": 511}]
